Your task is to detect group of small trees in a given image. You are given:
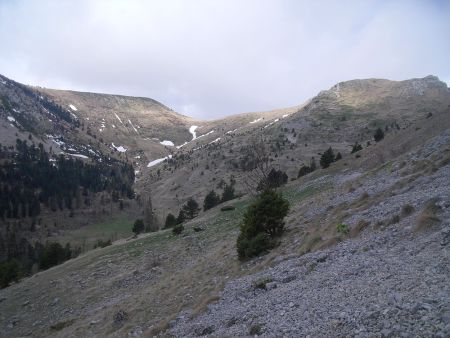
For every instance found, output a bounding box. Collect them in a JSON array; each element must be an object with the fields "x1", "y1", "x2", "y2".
[
  {"x1": 203, "y1": 180, "x2": 236, "y2": 211},
  {"x1": 298, "y1": 157, "x2": 317, "y2": 178},
  {"x1": 0, "y1": 238, "x2": 78, "y2": 288}
]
